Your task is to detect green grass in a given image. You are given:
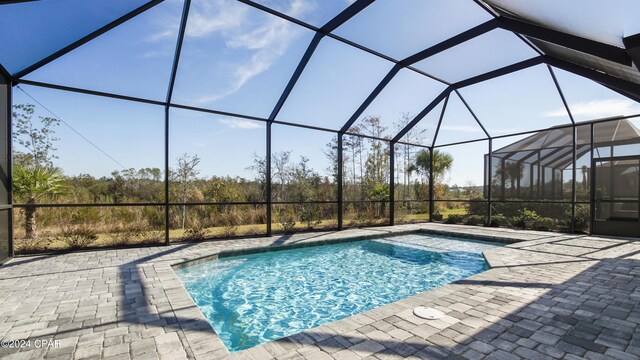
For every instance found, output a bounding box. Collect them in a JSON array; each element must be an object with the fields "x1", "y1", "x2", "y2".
[{"x1": 441, "y1": 208, "x2": 467, "y2": 218}]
